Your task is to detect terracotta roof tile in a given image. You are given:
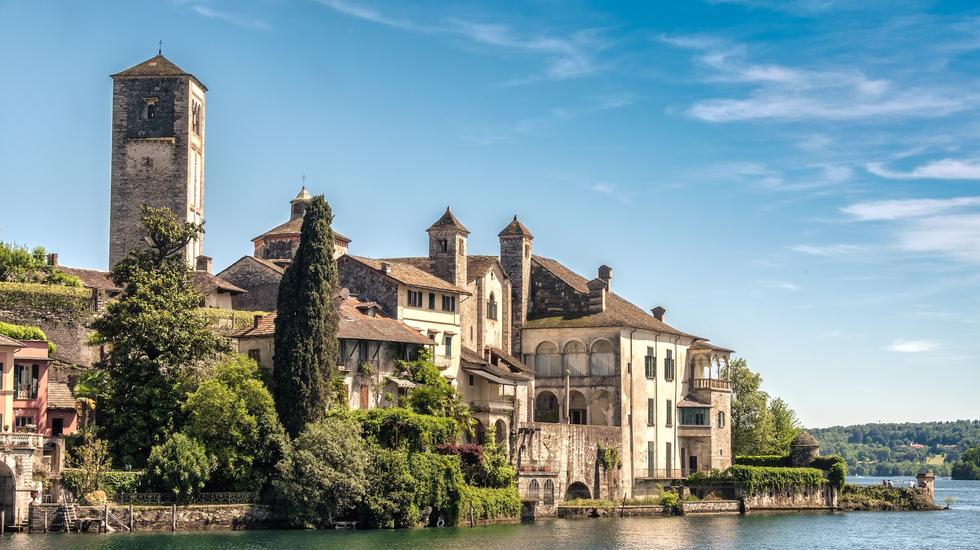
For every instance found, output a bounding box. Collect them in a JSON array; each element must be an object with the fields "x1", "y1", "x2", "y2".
[
  {"x1": 235, "y1": 297, "x2": 434, "y2": 346},
  {"x1": 58, "y1": 266, "x2": 121, "y2": 293},
  {"x1": 690, "y1": 341, "x2": 735, "y2": 353},
  {"x1": 523, "y1": 256, "x2": 695, "y2": 338},
  {"x1": 343, "y1": 256, "x2": 470, "y2": 295},
  {"x1": 0, "y1": 334, "x2": 24, "y2": 348},
  {"x1": 191, "y1": 271, "x2": 246, "y2": 296},
  {"x1": 677, "y1": 396, "x2": 712, "y2": 408},
  {"x1": 460, "y1": 346, "x2": 530, "y2": 383},
  {"x1": 47, "y1": 382, "x2": 76, "y2": 410},
  {"x1": 252, "y1": 217, "x2": 351, "y2": 243},
  {"x1": 381, "y1": 255, "x2": 502, "y2": 282}
]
